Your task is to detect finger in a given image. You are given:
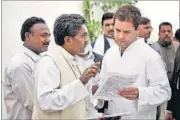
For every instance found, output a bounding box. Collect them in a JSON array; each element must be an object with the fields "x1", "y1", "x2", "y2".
[
  {"x1": 122, "y1": 94, "x2": 137, "y2": 100},
  {"x1": 119, "y1": 87, "x2": 138, "y2": 94},
  {"x1": 119, "y1": 91, "x2": 138, "y2": 96},
  {"x1": 119, "y1": 91, "x2": 138, "y2": 97},
  {"x1": 88, "y1": 68, "x2": 99, "y2": 75},
  {"x1": 91, "y1": 64, "x2": 100, "y2": 70},
  {"x1": 87, "y1": 72, "x2": 97, "y2": 79}
]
